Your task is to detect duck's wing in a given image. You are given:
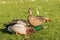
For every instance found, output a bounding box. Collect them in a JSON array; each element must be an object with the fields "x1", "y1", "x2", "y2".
[
  {"x1": 9, "y1": 19, "x2": 27, "y2": 25},
  {"x1": 36, "y1": 16, "x2": 44, "y2": 19},
  {"x1": 5, "y1": 19, "x2": 20, "y2": 28}
]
